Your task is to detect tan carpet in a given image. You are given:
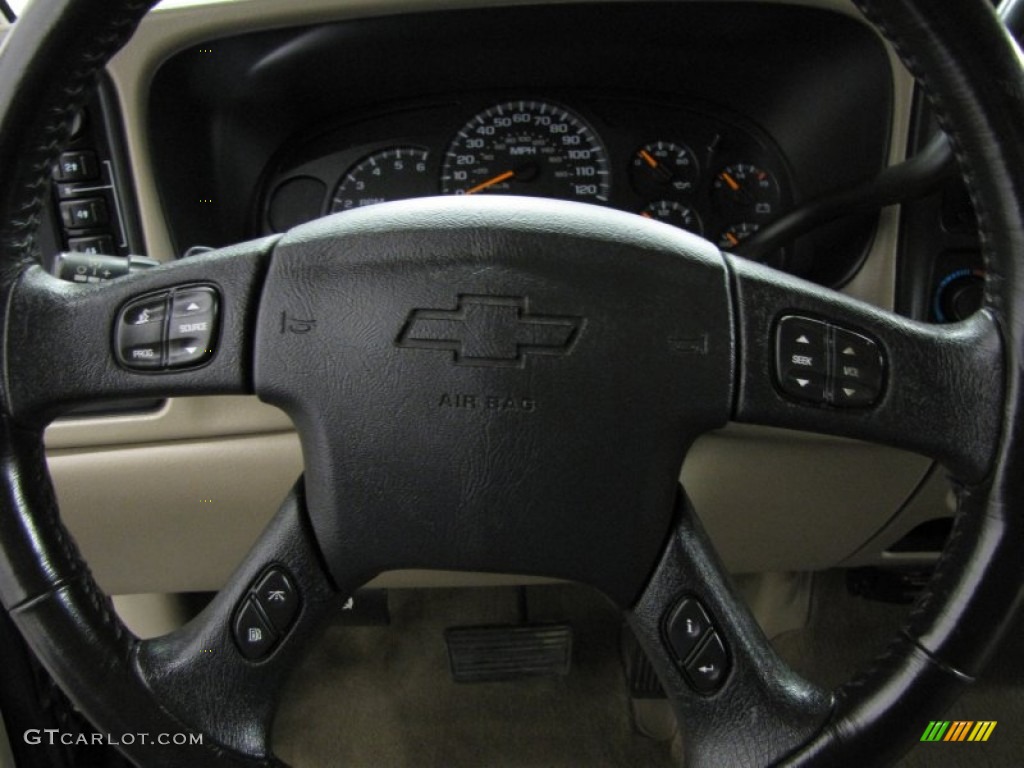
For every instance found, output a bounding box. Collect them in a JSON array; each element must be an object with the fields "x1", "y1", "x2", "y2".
[
  {"x1": 273, "y1": 585, "x2": 677, "y2": 767},
  {"x1": 273, "y1": 575, "x2": 1024, "y2": 767}
]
